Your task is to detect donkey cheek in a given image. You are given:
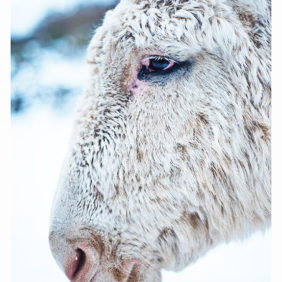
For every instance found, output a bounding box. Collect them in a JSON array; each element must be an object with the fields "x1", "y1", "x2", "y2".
[{"x1": 130, "y1": 79, "x2": 148, "y2": 96}]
